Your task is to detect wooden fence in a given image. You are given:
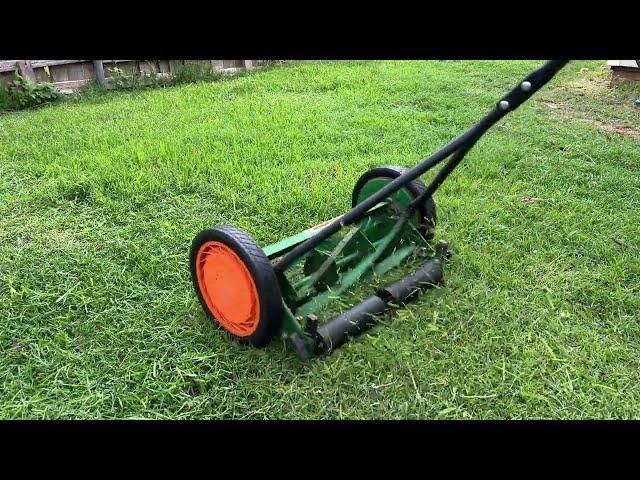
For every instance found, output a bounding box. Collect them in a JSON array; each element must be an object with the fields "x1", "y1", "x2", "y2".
[{"x1": 0, "y1": 60, "x2": 267, "y2": 93}]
